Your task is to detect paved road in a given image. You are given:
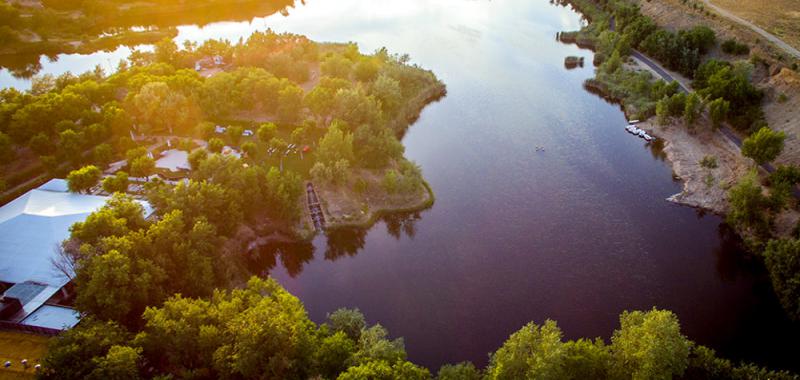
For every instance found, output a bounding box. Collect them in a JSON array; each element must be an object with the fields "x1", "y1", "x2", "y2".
[
  {"x1": 630, "y1": 51, "x2": 689, "y2": 92},
  {"x1": 631, "y1": 48, "x2": 777, "y2": 169},
  {"x1": 702, "y1": 0, "x2": 800, "y2": 59}
]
